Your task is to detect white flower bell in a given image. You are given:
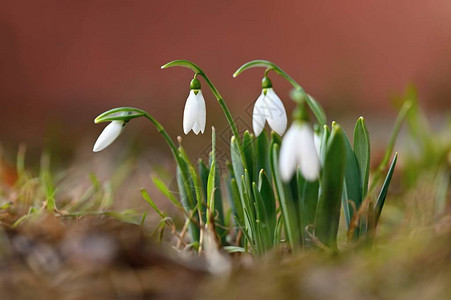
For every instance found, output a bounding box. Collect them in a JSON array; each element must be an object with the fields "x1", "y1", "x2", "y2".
[
  {"x1": 279, "y1": 102, "x2": 321, "y2": 182},
  {"x1": 93, "y1": 120, "x2": 125, "y2": 152},
  {"x1": 183, "y1": 78, "x2": 206, "y2": 135},
  {"x1": 252, "y1": 77, "x2": 287, "y2": 136}
]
